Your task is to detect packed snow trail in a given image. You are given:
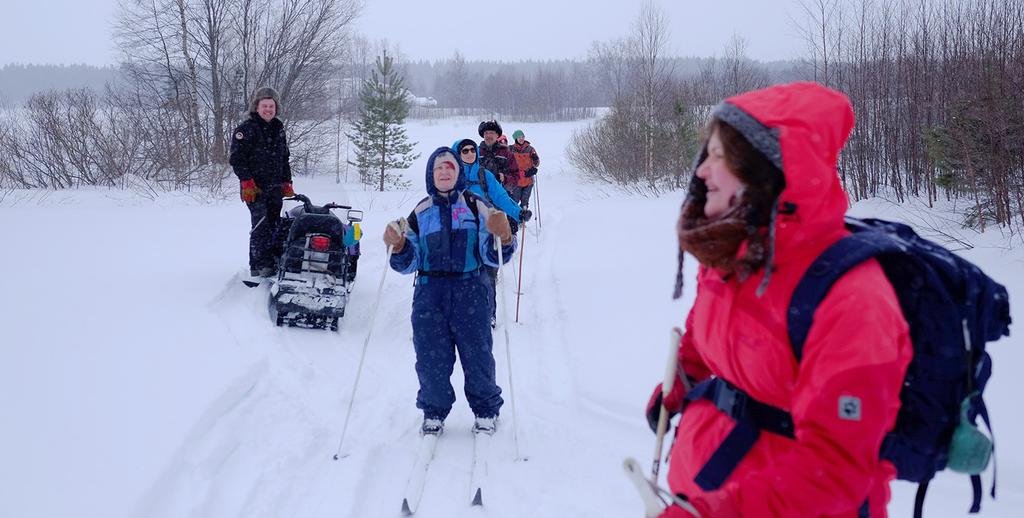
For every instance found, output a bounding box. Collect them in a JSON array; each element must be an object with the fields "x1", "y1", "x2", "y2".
[{"x1": 129, "y1": 120, "x2": 690, "y2": 518}]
